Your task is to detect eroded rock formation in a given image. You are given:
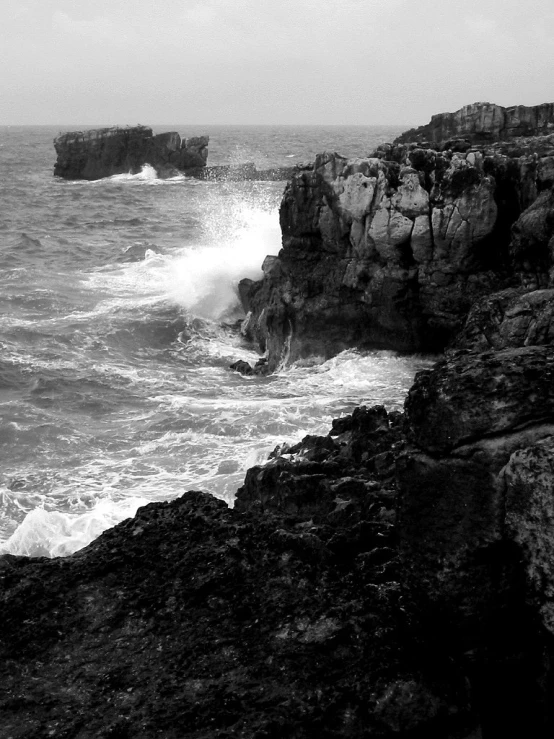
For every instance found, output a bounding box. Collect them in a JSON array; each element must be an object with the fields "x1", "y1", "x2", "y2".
[
  {"x1": 395, "y1": 101, "x2": 554, "y2": 147},
  {"x1": 240, "y1": 137, "x2": 554, "y2": 370},
  {"x1": 53, "y1": 126, "x2": 298, "y2": 181},
  {"x1": 0, "y1": 407, "x2": 480, "y2": 739},
  {"x1": 53, "y1": 126, "x2": 209, "y2": 180}
]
